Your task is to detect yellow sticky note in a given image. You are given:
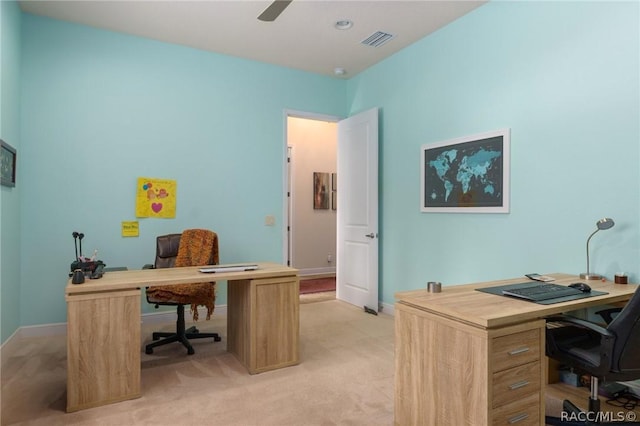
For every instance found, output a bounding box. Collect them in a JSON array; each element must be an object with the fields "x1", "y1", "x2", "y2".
[
  {"x1": 135, "y1": 177, "x2": 177, "y2": 218},
  {"x1": 122, "y1": 221, "x2": 139, "y2": 237}
]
